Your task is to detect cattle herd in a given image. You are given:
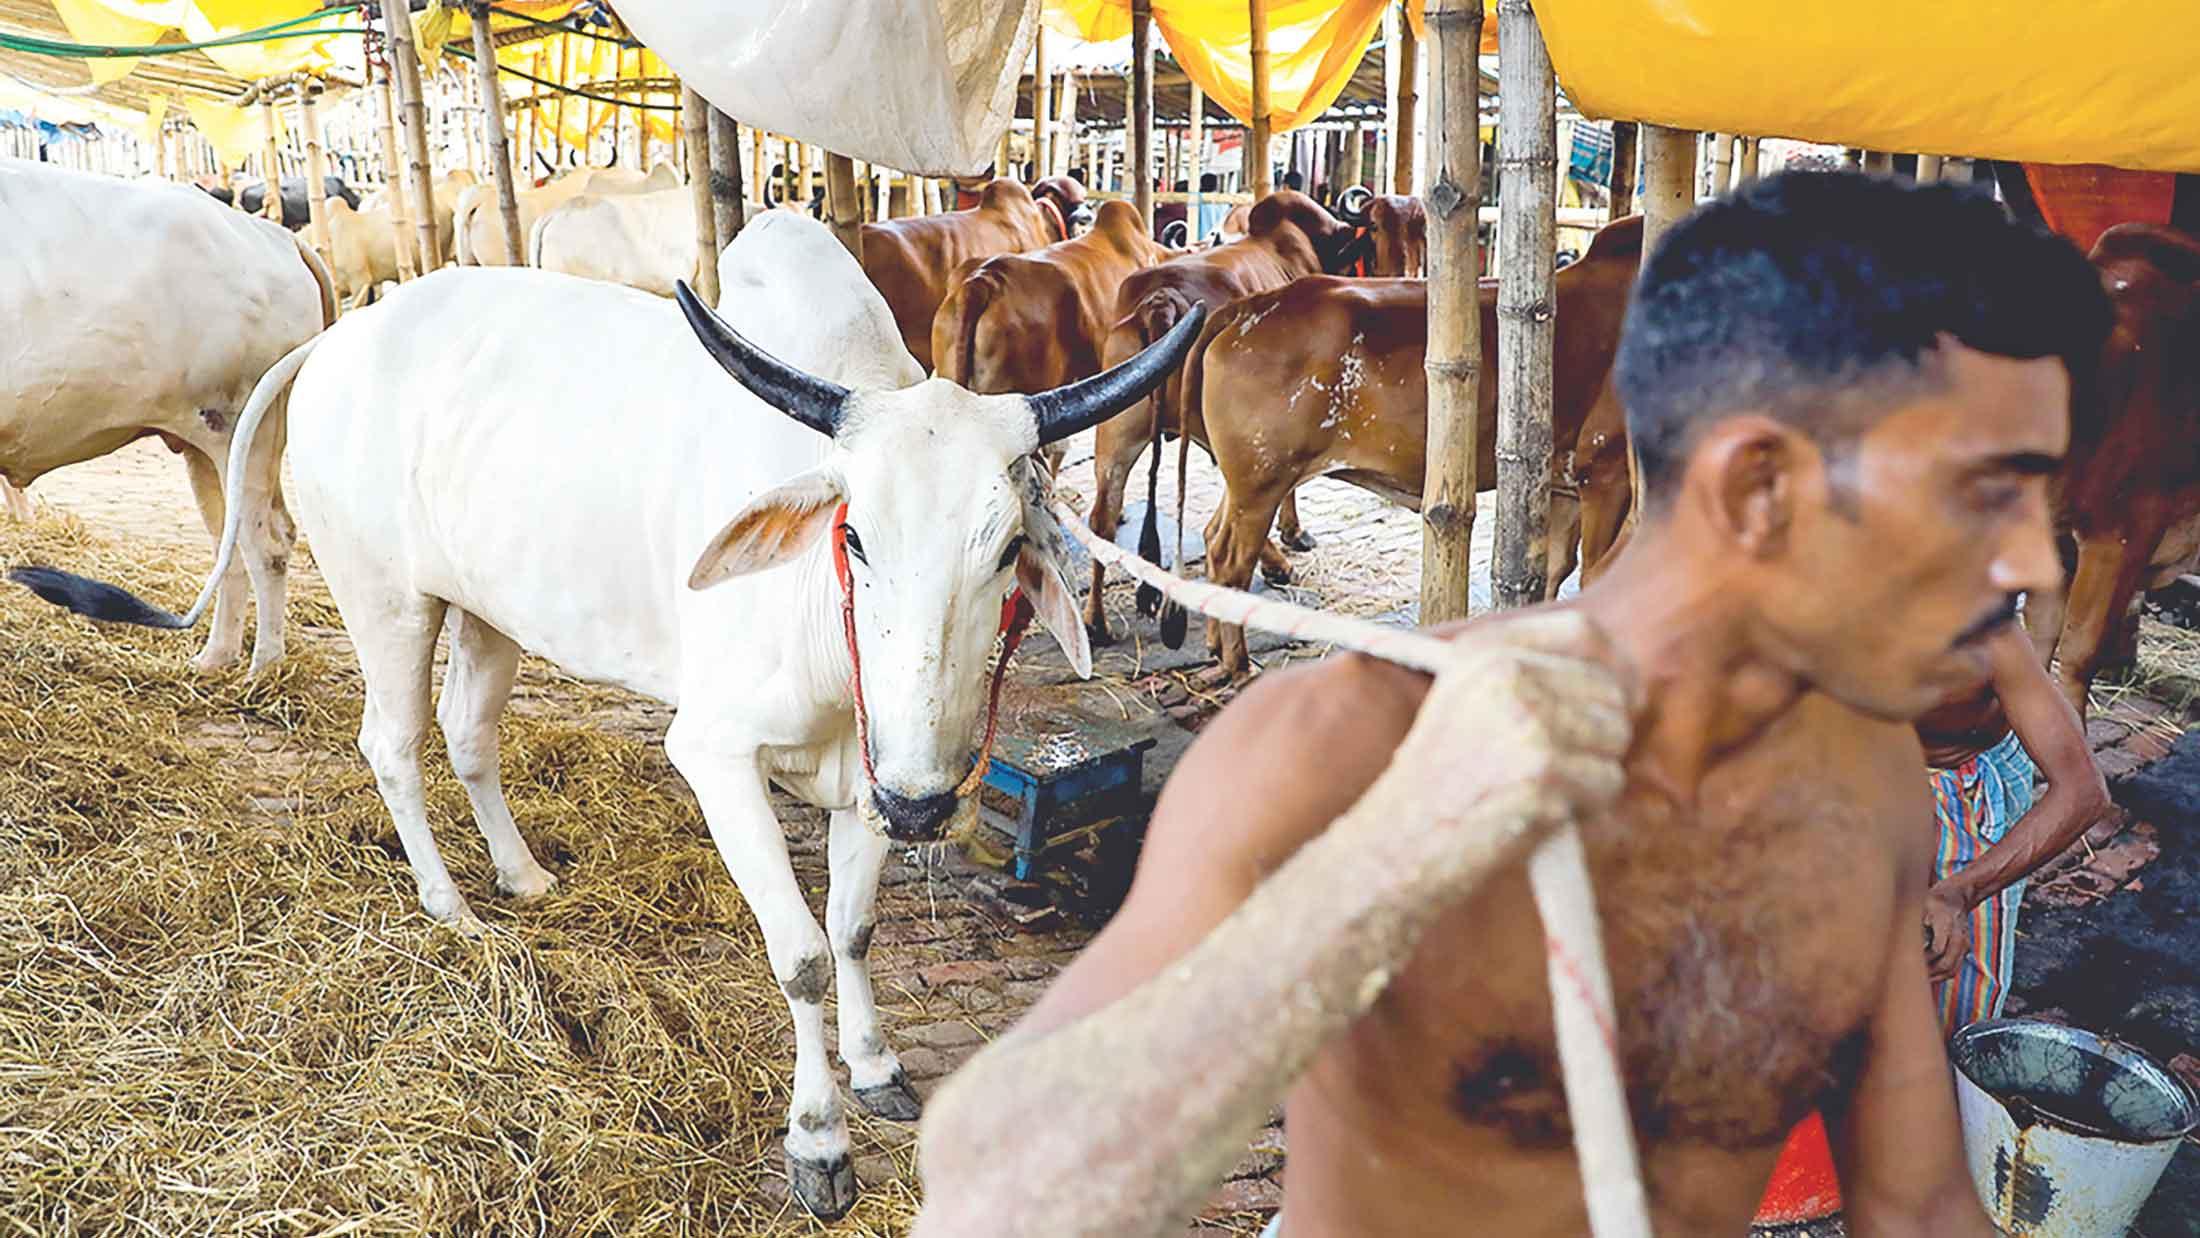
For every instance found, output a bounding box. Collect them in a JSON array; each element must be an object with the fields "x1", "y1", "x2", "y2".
[{"x1": 2, "y1": 150, "x2": 2196, "y2": 1218}]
